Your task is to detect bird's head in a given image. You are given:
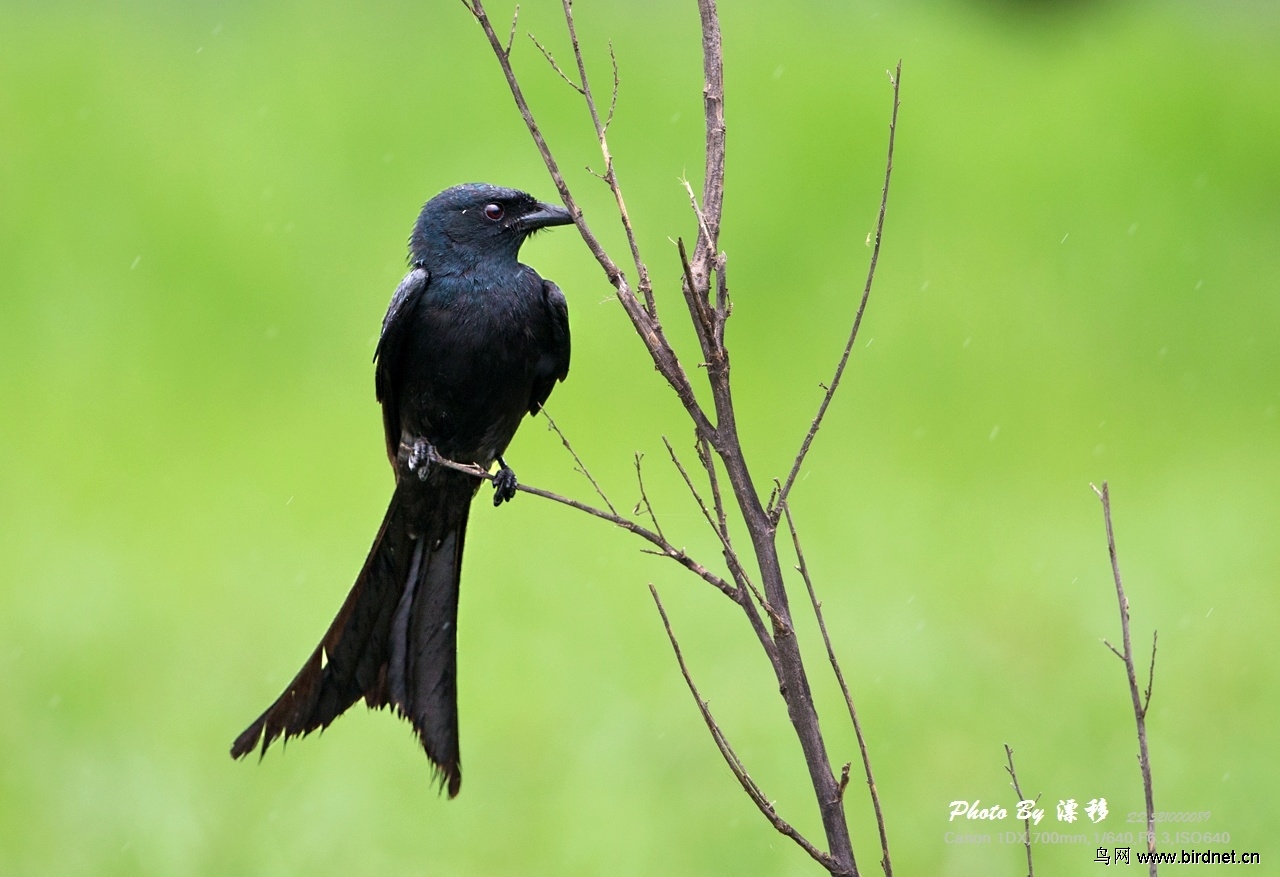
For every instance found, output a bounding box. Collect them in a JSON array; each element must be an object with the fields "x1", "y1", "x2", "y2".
[{"x1": 409, "y1": 183, "x2": 573, "y2": 271}]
